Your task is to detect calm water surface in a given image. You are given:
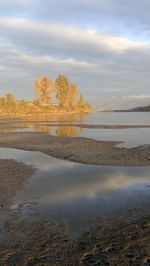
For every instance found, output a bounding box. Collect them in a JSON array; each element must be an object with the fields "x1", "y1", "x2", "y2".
[
  {"x1": 0, "y1": 147, "x2": 150, "y2": 236},
  {"x1": 85, "y1": 112, "x2": 150, "y2": 125},
  {"x1": 0, "y1": 112, "x2": 149, "y2": 147}
]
